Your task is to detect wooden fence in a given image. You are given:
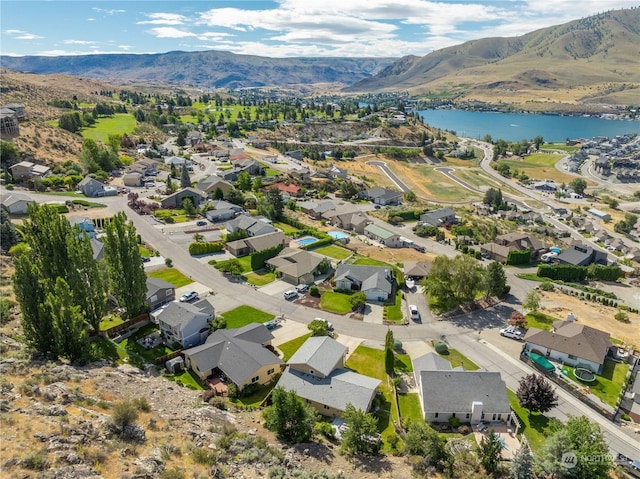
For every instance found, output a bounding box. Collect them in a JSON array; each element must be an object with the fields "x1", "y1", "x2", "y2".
[{"x1": 101, "y1": 313, "x2": 150, "y2": 339}]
